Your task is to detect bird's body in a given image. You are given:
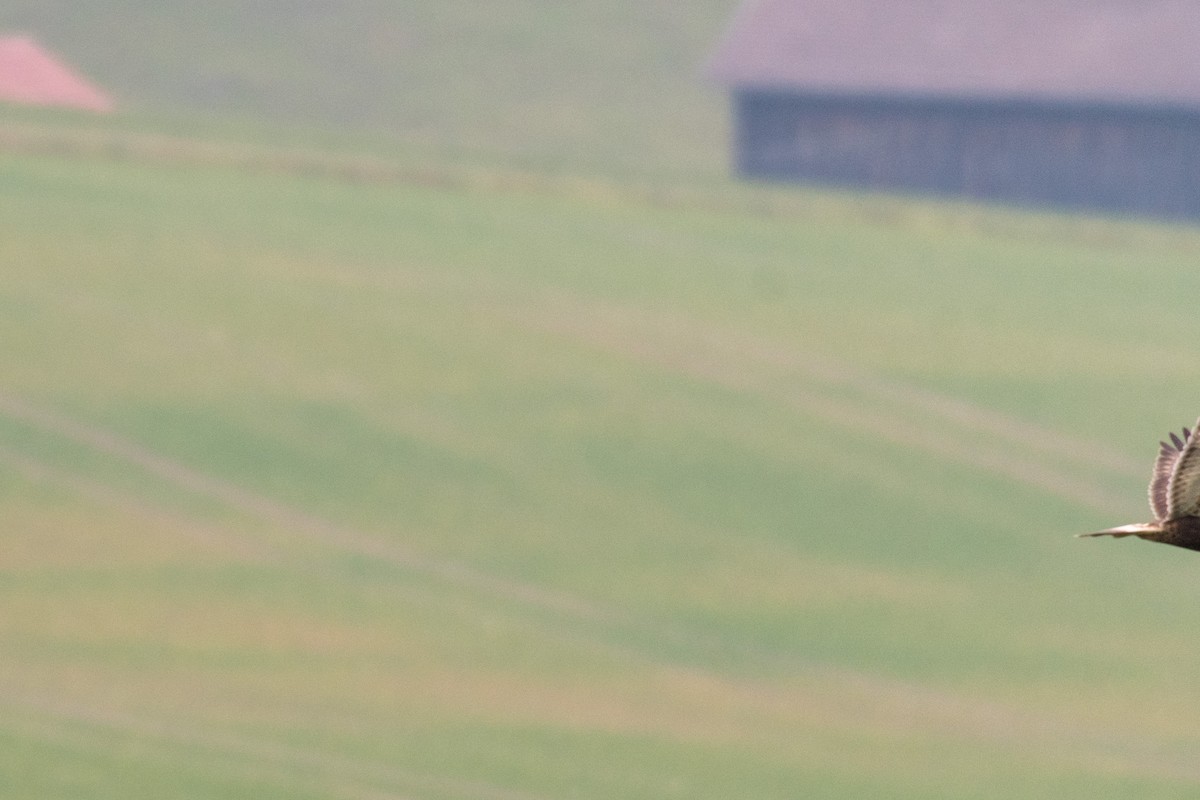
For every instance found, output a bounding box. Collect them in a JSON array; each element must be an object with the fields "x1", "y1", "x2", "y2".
[
  {"x1": 1085, "y1": 516, "x2": 1200, "y2": 552},
  {"x1": 1081, "y1": 419, "x2": 1200, "y2": 552}
]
